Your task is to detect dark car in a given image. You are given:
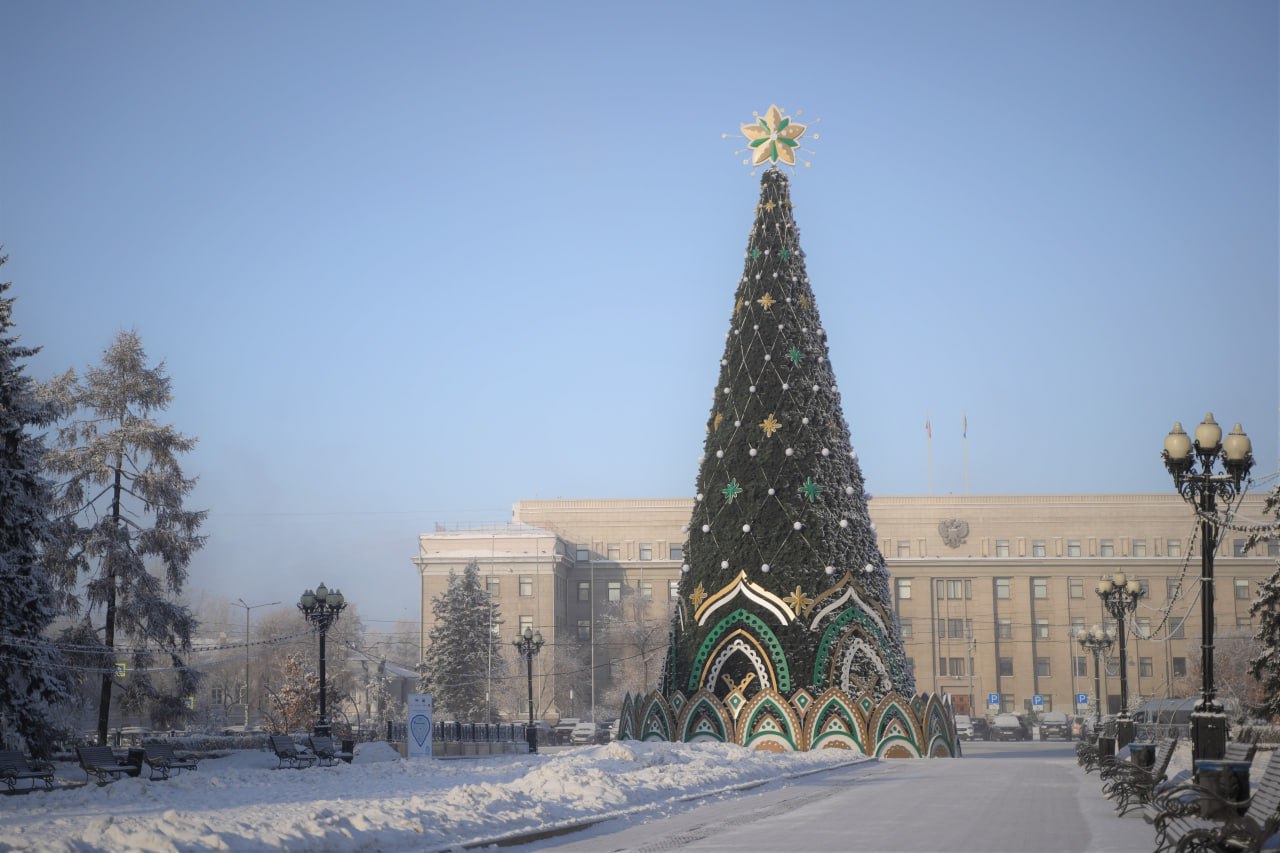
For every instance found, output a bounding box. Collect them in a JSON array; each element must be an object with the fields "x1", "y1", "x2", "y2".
[
  {"x1": 990, "y1": 713, "x2": 1031, "y2": 741},
  {"x1": 1038, "y1": 711, "x2": 1071, "y2": 740},
  {"x1": 971, "y1": 717, "x2": 991, "y2": 741}
]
